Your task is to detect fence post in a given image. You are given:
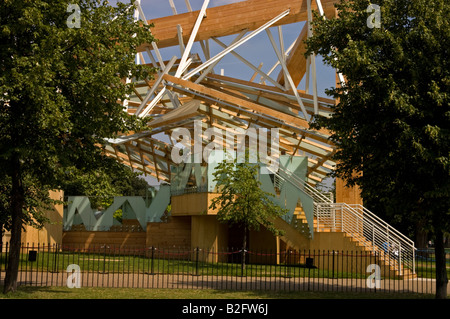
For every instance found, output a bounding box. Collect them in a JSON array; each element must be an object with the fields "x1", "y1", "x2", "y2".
[
  {"x1": 102, "y1": 244, "x2": 107, "y2": 274},
  {"x1": 53, "y1": 243, "x2": 58, "y2": 273},
  {"x1": 285, "y1": 250, "x2": 291, "y2": 278},
  {"x1": 332, "y1": 250, "x2": 335, "y2": 279},
  {"x1": 150, "y1": 246, "x2": 155, "y2": 275},
  {"x1": 241, "y1": 248, "x2": 246, "y2": 277},
  {"x1": 195, "y1": 247, "x2": 199, "y2": 276}
]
